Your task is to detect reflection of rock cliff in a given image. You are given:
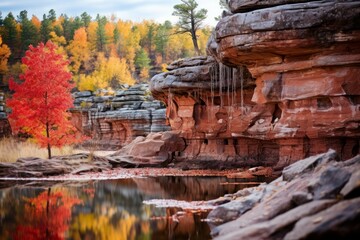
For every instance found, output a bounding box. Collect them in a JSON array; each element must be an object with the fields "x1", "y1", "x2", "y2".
[
  {"x1": 70, "y1": 84, "x2": 170, "y2": 149},
  {"x1": 150, "y1": 0, "x2": 360, "y2": 168},
  {"x1": 0, "y1": 92, "x2": 11, "y2": 137}
]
